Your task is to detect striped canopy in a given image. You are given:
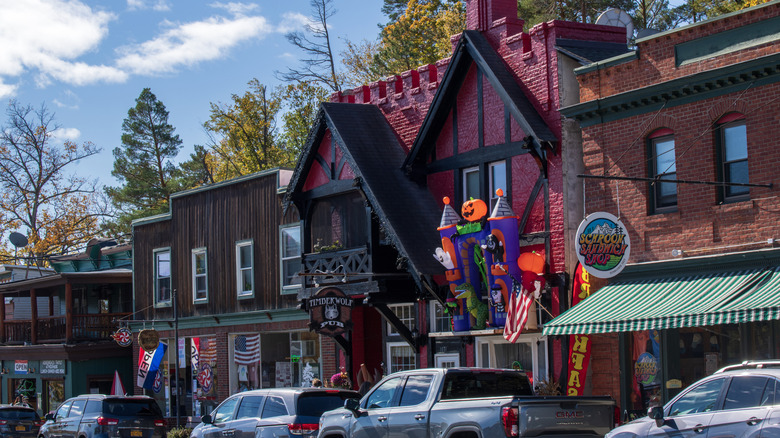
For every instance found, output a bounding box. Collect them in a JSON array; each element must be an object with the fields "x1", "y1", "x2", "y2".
[{"x1": 542, "y1": 266, "x2": 780, "y2": 336}]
